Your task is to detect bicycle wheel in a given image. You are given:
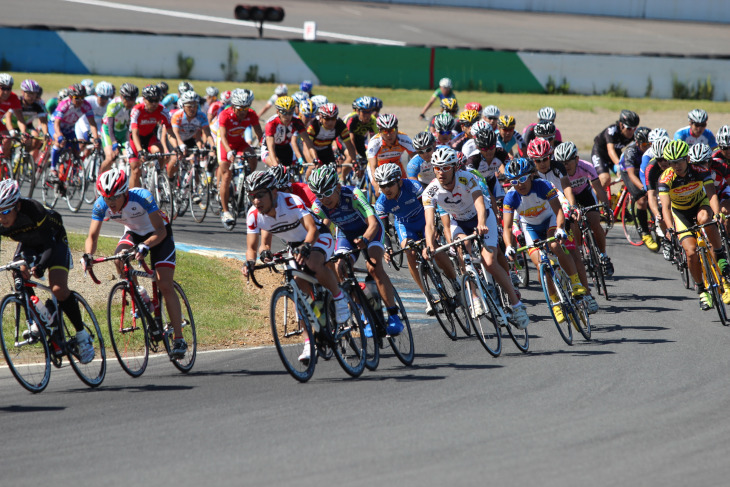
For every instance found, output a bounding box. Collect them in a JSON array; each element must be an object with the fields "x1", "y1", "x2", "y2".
[
  {"x1": 107, "y1": 282, "x2": 150, "y2": 378},
  {"x1": 514, "y1": 250, "x2": 530, "y2": 288},
  {"x1": 385, "y1": 224, "x2": 404, "y2": 269},
  {"x1": 174, "y1": 166, "x2": 190, "y2": 218},
  {"x1": 40, "y1": 160, "x2": 61, "y2": 209},
  {"x1": 539, "y1": 264, "x2": 573, "y2": 346},
  {"x1": 188, "y1": 169, "x2": 210, "y2": 223},
  {"x1": 419, "y1": 262, "x2": 456, "y2": 340},
  {"x1": 387, "y1": 288, "x2": 415, "y2": 366},
  {"x1": 0, "y1": 294, "x2": 51, "y2": 393},
  {"x1": 350, "y1": 284, "x2": 379, "y2": 371},
  {"x1": 65, "y1": 159, "x2": 87, "y2": 212},
  {"x1": 441, "y1": 271, "x2": 471, "y2": 336},
  {"x1": 622, "y1": 196, "x2": 643, "y2": 246},
  {"x1": 570, "y1": 296, "x2": 592, "y2": 340},
  {"x1": 586, "y1": 234, "x2": 609, "y2": 300},
  {"x1": 159, "y1": 281, "x2": 197, "y2": 372},
  {"x1": 270, "y1": 286, "x2": 316, "y2": 382},
  {"x1": 154, "y1": 169, "x2": 175, "y2": 221},
  {"x1": 496, "y1": 284, "x2": 529, "y2": 353},
  {"x1": 65, "y1": 292, "x2": 106, "y2": 387},
  {"x1": 325, "y1": 292, "x2": 366, "y2": 377},
  {"x1": 461, "y1": 273, "x2": 501, "y2": 357},
  {"x1": 676, "y1": 245, "x2": 692, "y2": 290},
  {"x1": 17, "y1": 152, "x2": 36, "y2": 191},
  {"x1": 83, "y1": 151, "x2": 102, "y2": 204},
  {"x1": 702, "y1": 253, "x2": 728, "y2": 326}
]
